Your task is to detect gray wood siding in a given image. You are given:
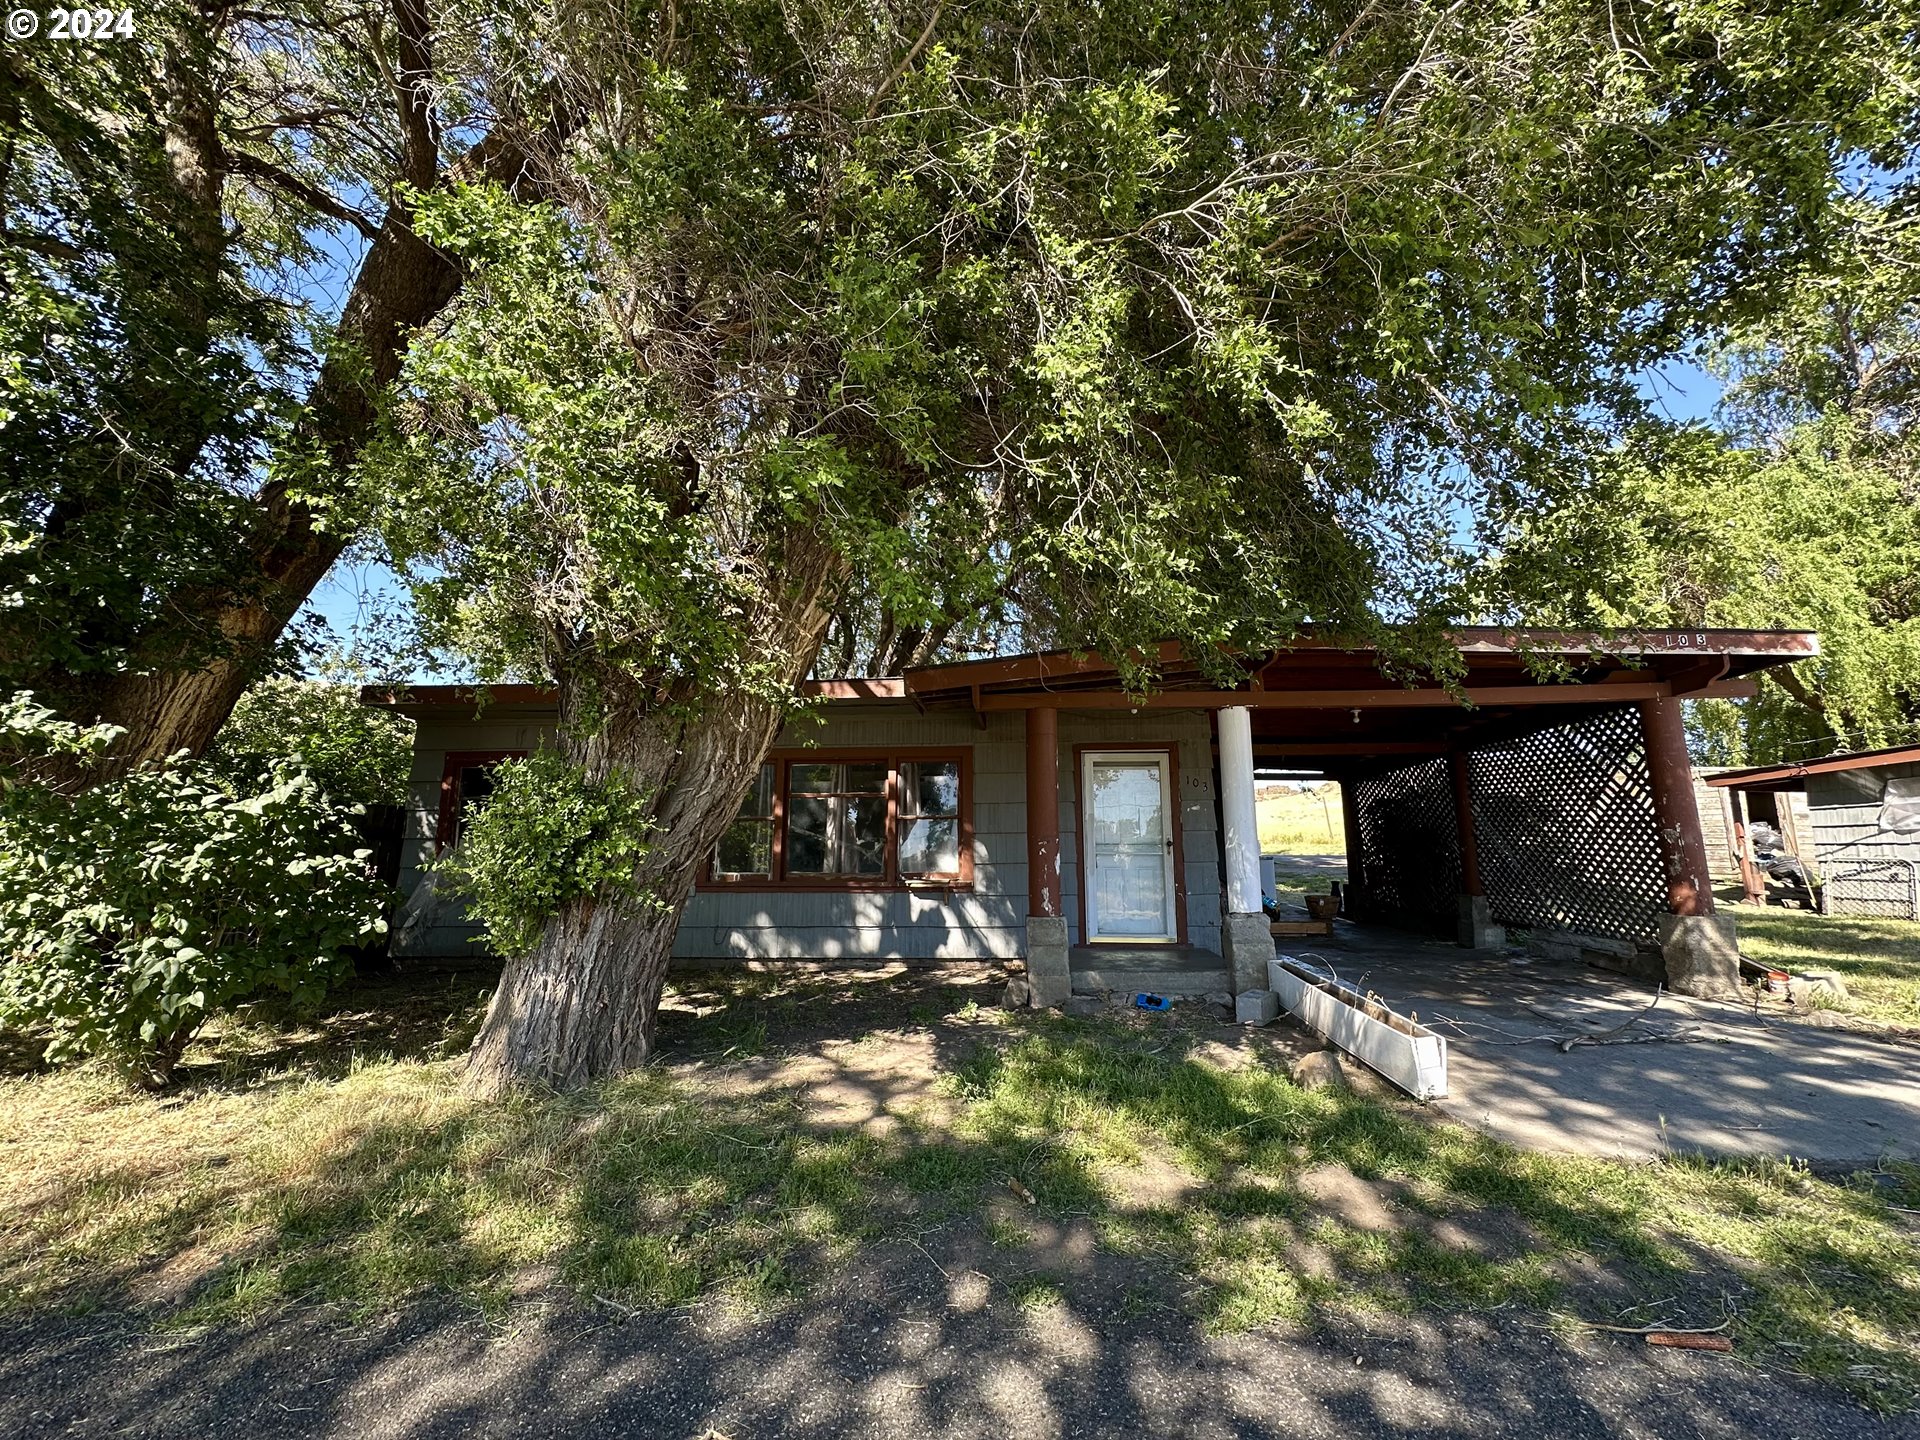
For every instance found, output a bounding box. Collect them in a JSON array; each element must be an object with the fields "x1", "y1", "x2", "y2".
[
  {"x1": 1807, "y1": 760, "x2": 1920, "y2": 918},
  {"x1": 1691, "y1": 771, "x2": 1739, "y2": 875},
  {"x1": 393, "y1": 717, "x2": 556, "y2": 958},
  {"x1": 389, "y1": 702, "x2": 1229, "y2": 960}
]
